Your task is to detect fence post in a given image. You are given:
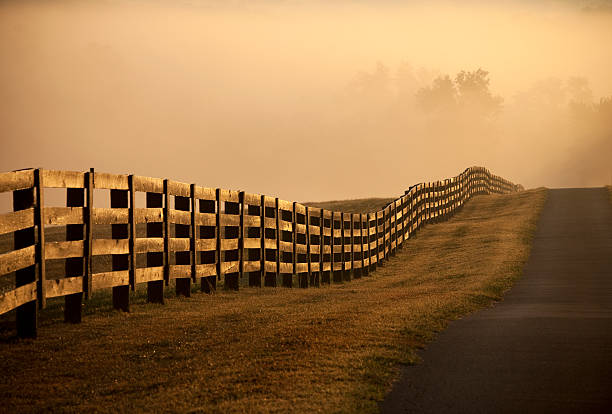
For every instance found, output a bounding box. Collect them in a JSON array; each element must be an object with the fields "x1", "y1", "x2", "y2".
[
  {"x1": 34, "y1": 169, "x2": 46, "y2": 310},
  {"x1": 239, "y1": 191, "x2": 245, "y2": 288},
  {"x1": 164, "y1": 180, "x2": 170, "y2": 288},
  {"x1": 65, "y1": 186, "x2": 85, "y2": 323},
  {"x1": 146, "y1": 190, "x2": 164, "y2": 303},
  {"x1": 215, "y1": 188, "x2": 222, "y2": 289},
  {"x1": 275, "y1": 197, "x2": 281, "y2": 287},
  {"x1": 360, "y1": 213, "x2": 367, "y2": 276},
  {"x1": 305, "y1": 206, "x2": 312, "y2": 286},
  {"x1": 292, "y1": 202, "x2": 297, "y2": 286},
  {"x1": 85, "y1": 169, "x2": 93, "y2": 300},
  {"x1": 259, "y1": 195, "x2": 265, "y2": 288},
  {"x1": 174, "y1": 192, "x2": 191, "y2": 297},
  {"x1": 111, "y1": 187, "x2": 130, "y2": 312},
  {"x1": 128, "y1": 176, "x2": 136, "y2": 292},
  {"x1": 319, "y1": 209, "x2": 324, "y2": 285},
  {"x1": 191, "y1": 184, "x2": 198, "y2": 285},
  {"x1": 14, "y1": 180, "x2": 37, "y2": 338}
]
